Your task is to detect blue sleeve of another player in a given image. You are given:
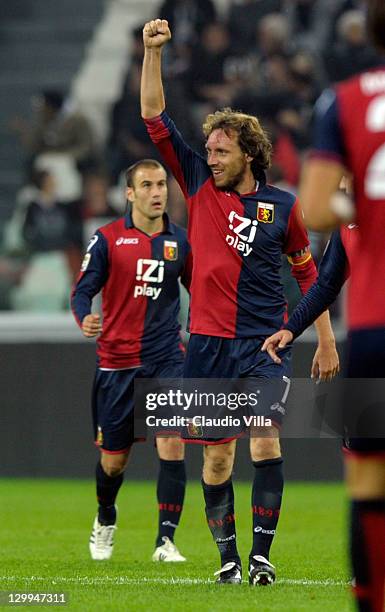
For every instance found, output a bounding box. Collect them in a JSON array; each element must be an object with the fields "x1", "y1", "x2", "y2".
[
  {"x1": 285, "y1": 231, "x2": 348, "y2": 339},
  {"x1": 180, "y1": 242, "x2": 192, "y2": 292},
  {"x1": 311, "y1": 89, "x2": 346, "y2": 162},
  {"x1": 71, "y1": 231, "x2": 109, "y2": 328},
  {"x1": 145, "y1": 111, "x2": 211, "y2": 198}
]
